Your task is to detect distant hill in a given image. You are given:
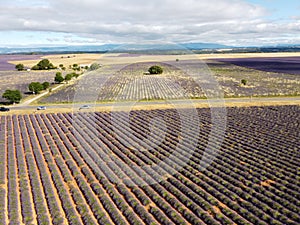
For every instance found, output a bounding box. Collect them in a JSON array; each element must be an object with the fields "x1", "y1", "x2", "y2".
[
  {"x1": 0, "y1": 43, "x2": 230, "y2": 54},
  {"x1": 1, "y1": 43, "x2": 300, "y2": 54},
  {"x1": 0, "y1": 44, "x2": 119, "y2": 54},
  {"x1": 180, "y1": 42, "x2": 231, "y2": 50}
]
